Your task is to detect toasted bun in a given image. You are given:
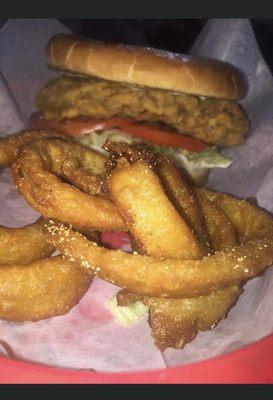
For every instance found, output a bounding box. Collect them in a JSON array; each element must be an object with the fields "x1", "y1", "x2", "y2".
[{"x1": 46, "y1": 34, "x2": 245, "y2": 101}]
